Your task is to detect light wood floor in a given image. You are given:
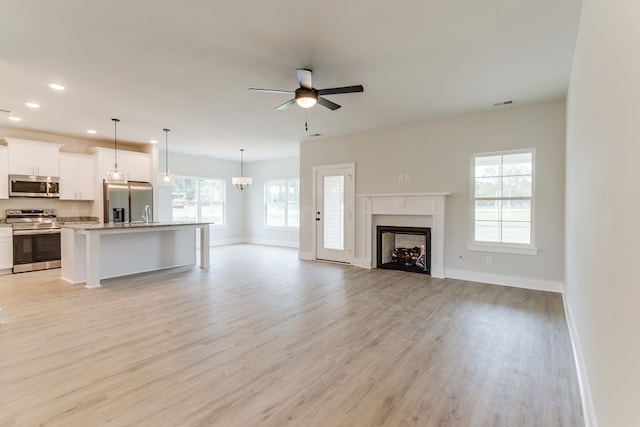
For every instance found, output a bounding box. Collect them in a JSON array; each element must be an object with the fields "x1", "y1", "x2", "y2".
[{"x1": 0, "y1": 244, "x2": 583, "y2": 427}]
